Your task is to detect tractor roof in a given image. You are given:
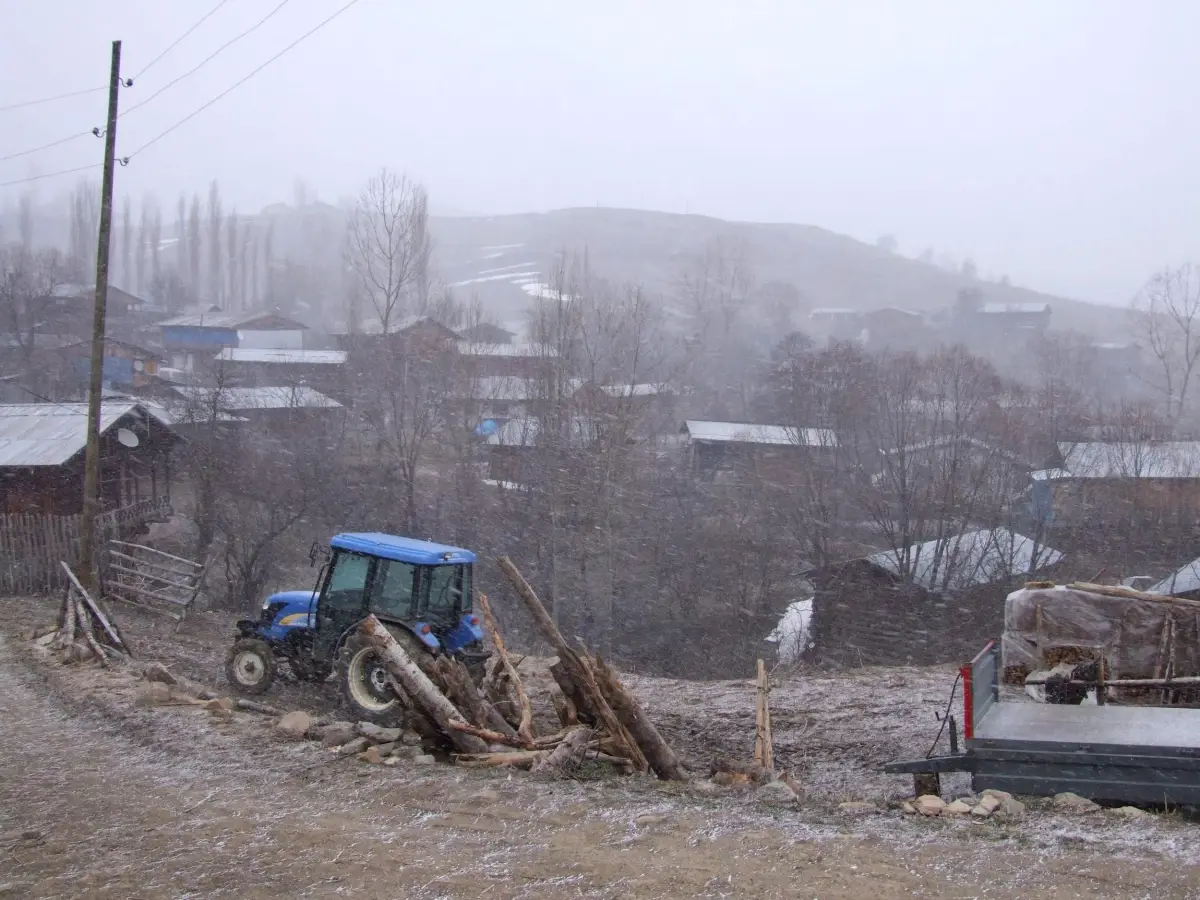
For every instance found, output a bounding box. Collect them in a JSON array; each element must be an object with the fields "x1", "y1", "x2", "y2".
[{"x1": 329, "y1": 532, "x2": 477, "y2": 565}]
